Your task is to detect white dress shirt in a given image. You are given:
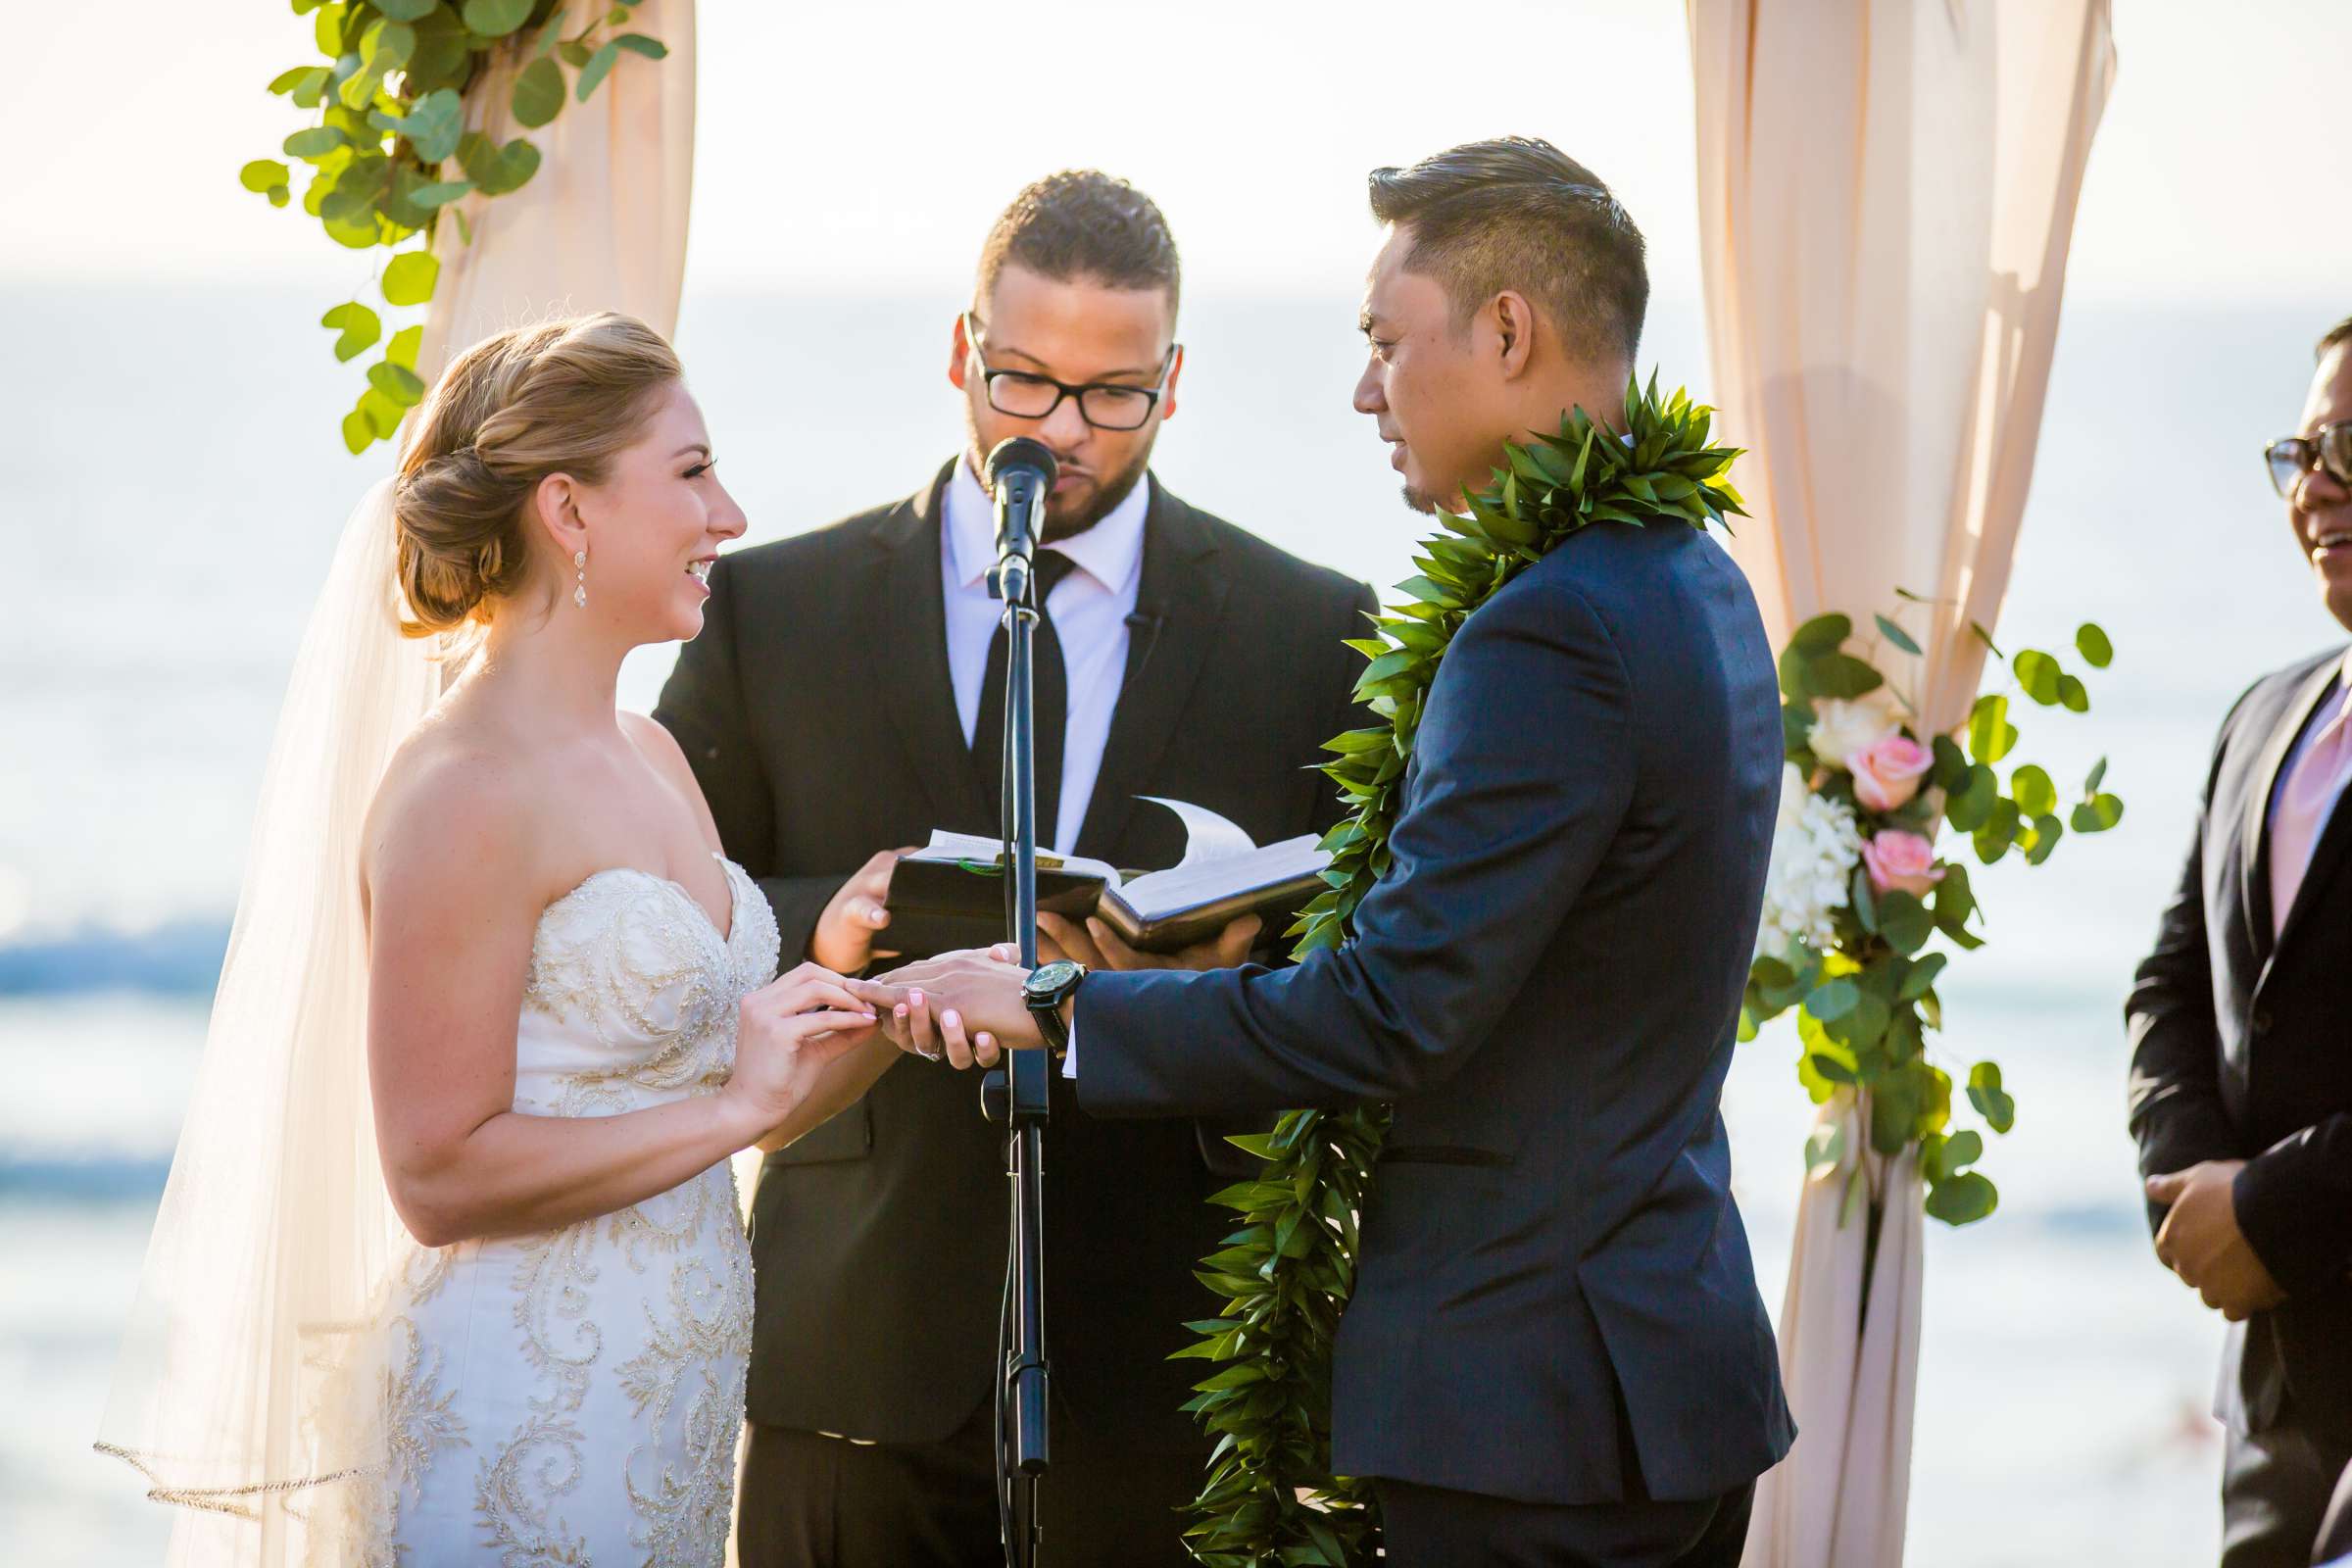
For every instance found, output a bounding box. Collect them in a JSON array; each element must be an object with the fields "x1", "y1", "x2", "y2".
[
  {"x1": 2265, "y1": 652, "x2": 2352, "y2": 922},
  {"x1": 941, "y1": 457, "x2": 1150, "y2": 857}
]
